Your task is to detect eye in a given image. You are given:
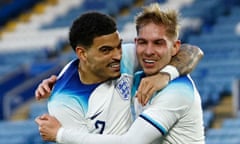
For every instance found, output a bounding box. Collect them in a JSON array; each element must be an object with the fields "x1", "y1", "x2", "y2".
[
  {"x1": 117, "y1": 42, "x2": 122, "y2": 50},
  {"x1": 99, "y1": 46, "x2": 113, "y2": 54},
  {"x1": 154, "y1": 39, "x2": 166, "y2": 46},
  {"x1": 136, "y1": 39, "x2": 147, "y2": 45}
]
